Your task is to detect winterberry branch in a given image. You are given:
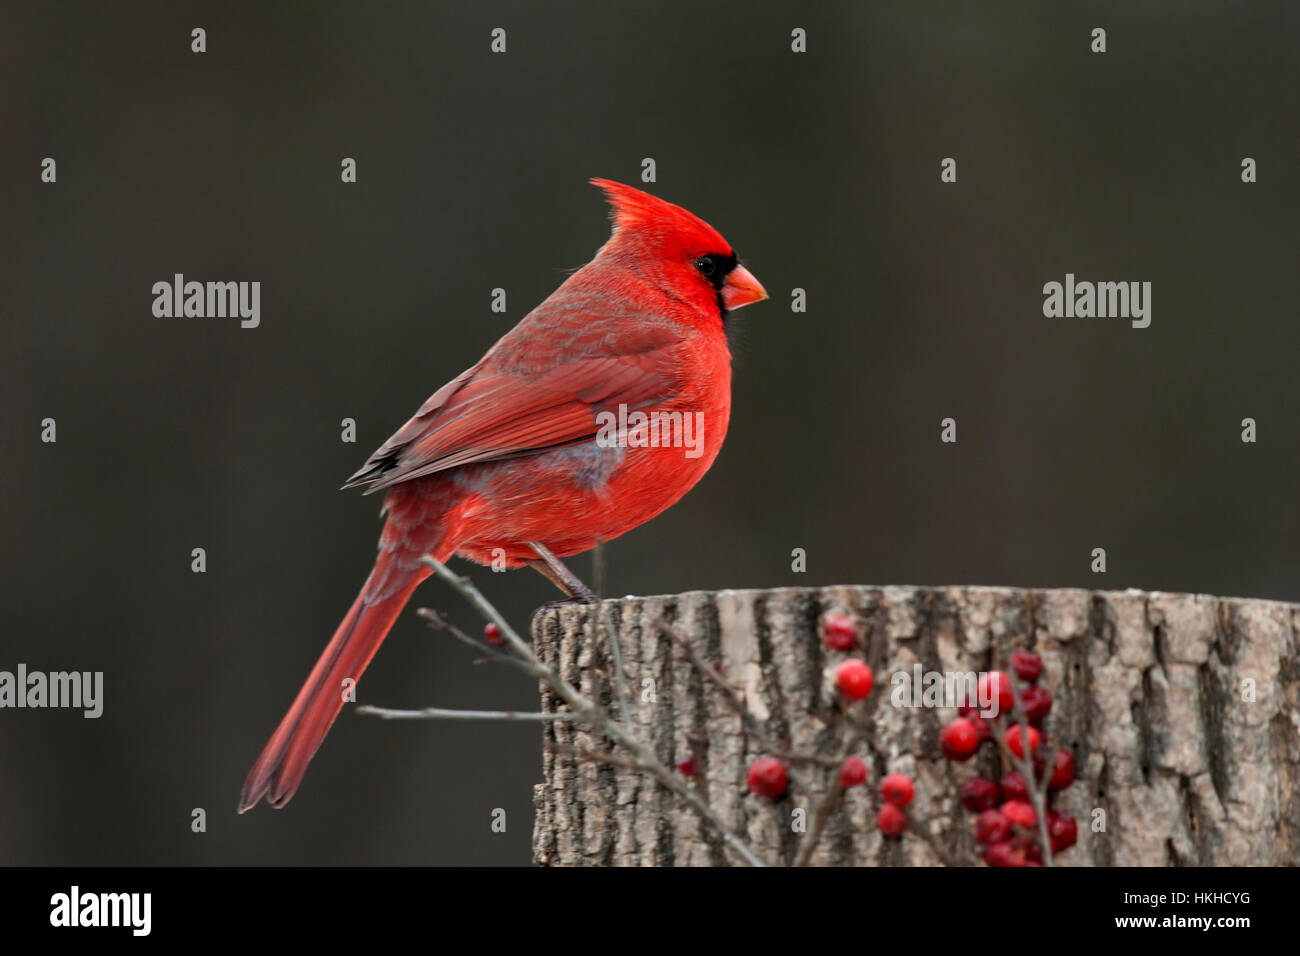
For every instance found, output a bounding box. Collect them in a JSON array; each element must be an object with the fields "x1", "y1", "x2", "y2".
[
  {"x1": 413, "y1": 607, "x2": 534, "y2": 672},
  {"x1": 1004, "y1": 673, "x2": 1055, "y2": 867},
  {"x1": 793, "y1": 729, "x2": 865, "y2": 867},
  {"x1": 358, "y1": 705, "x2": 578, "y2": 722},
  {"x1": 403, "y1": 555, "x2": 770, "y2": 867},
  {"x1": 658, "y1": 618, "x2": 817, "y2": 792}
]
